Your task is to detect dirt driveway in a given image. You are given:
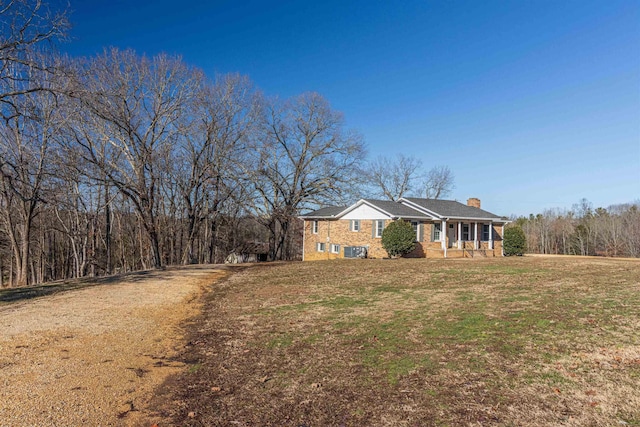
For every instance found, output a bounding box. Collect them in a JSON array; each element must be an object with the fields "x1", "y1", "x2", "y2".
[{"x1": 0, "y1": 265, "x2": 227, "y2": 427}]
